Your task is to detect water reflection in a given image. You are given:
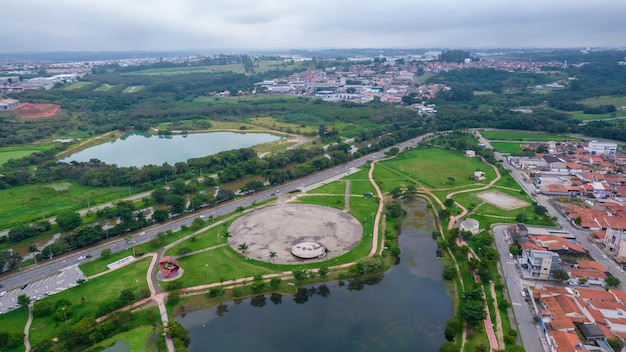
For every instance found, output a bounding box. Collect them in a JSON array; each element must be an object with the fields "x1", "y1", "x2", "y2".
[{"x1": 179, "y1": 198, "x2": 452, "y2": 352}]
